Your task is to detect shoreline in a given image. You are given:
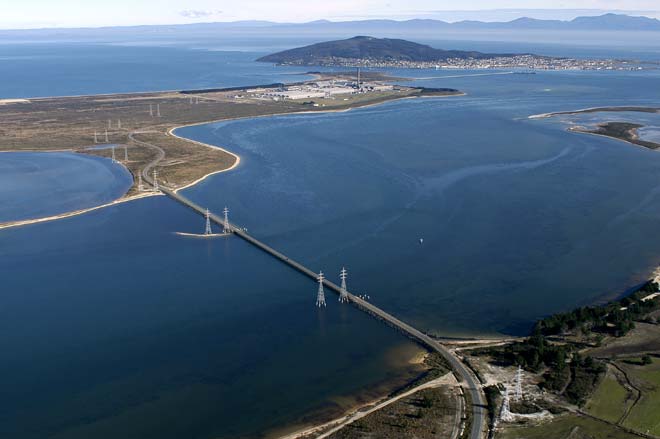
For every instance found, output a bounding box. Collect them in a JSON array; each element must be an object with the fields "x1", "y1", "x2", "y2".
[
  {"x1": 275, "y1": 373, "x2": 456, "y2": 439},
  {"x1": 528, "y1": 106, "x2": 660, "y2": 150},
  {"x1": 528, "y1": 105, "x2": 660, "y2": 120},
  {"x1": 568, "y1": 126, "x2": 658, "y2": 151},
  {"x1": 0, "y1": 91, "x2": 462, "y2": 230},
  {"x1": 0, "y1": 192, "x2": 161, "y2": 231}
]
